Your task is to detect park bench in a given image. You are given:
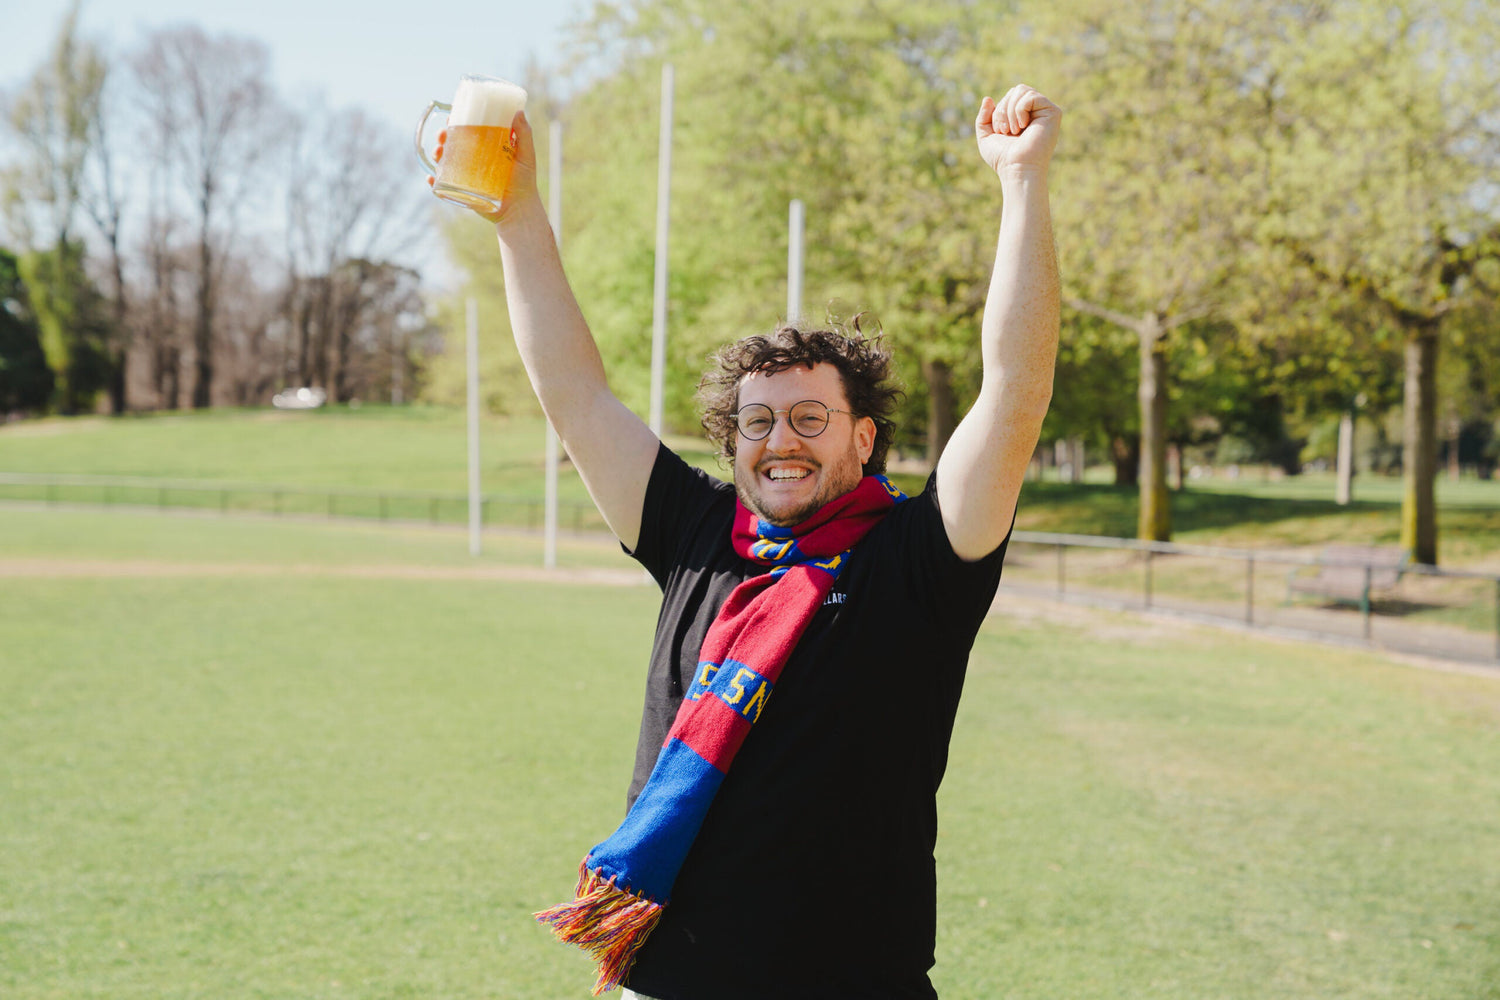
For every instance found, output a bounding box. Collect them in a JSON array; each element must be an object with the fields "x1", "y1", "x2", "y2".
[{"x1": 1285, "y1": 545, "x2": 1411, "y2": 614}]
